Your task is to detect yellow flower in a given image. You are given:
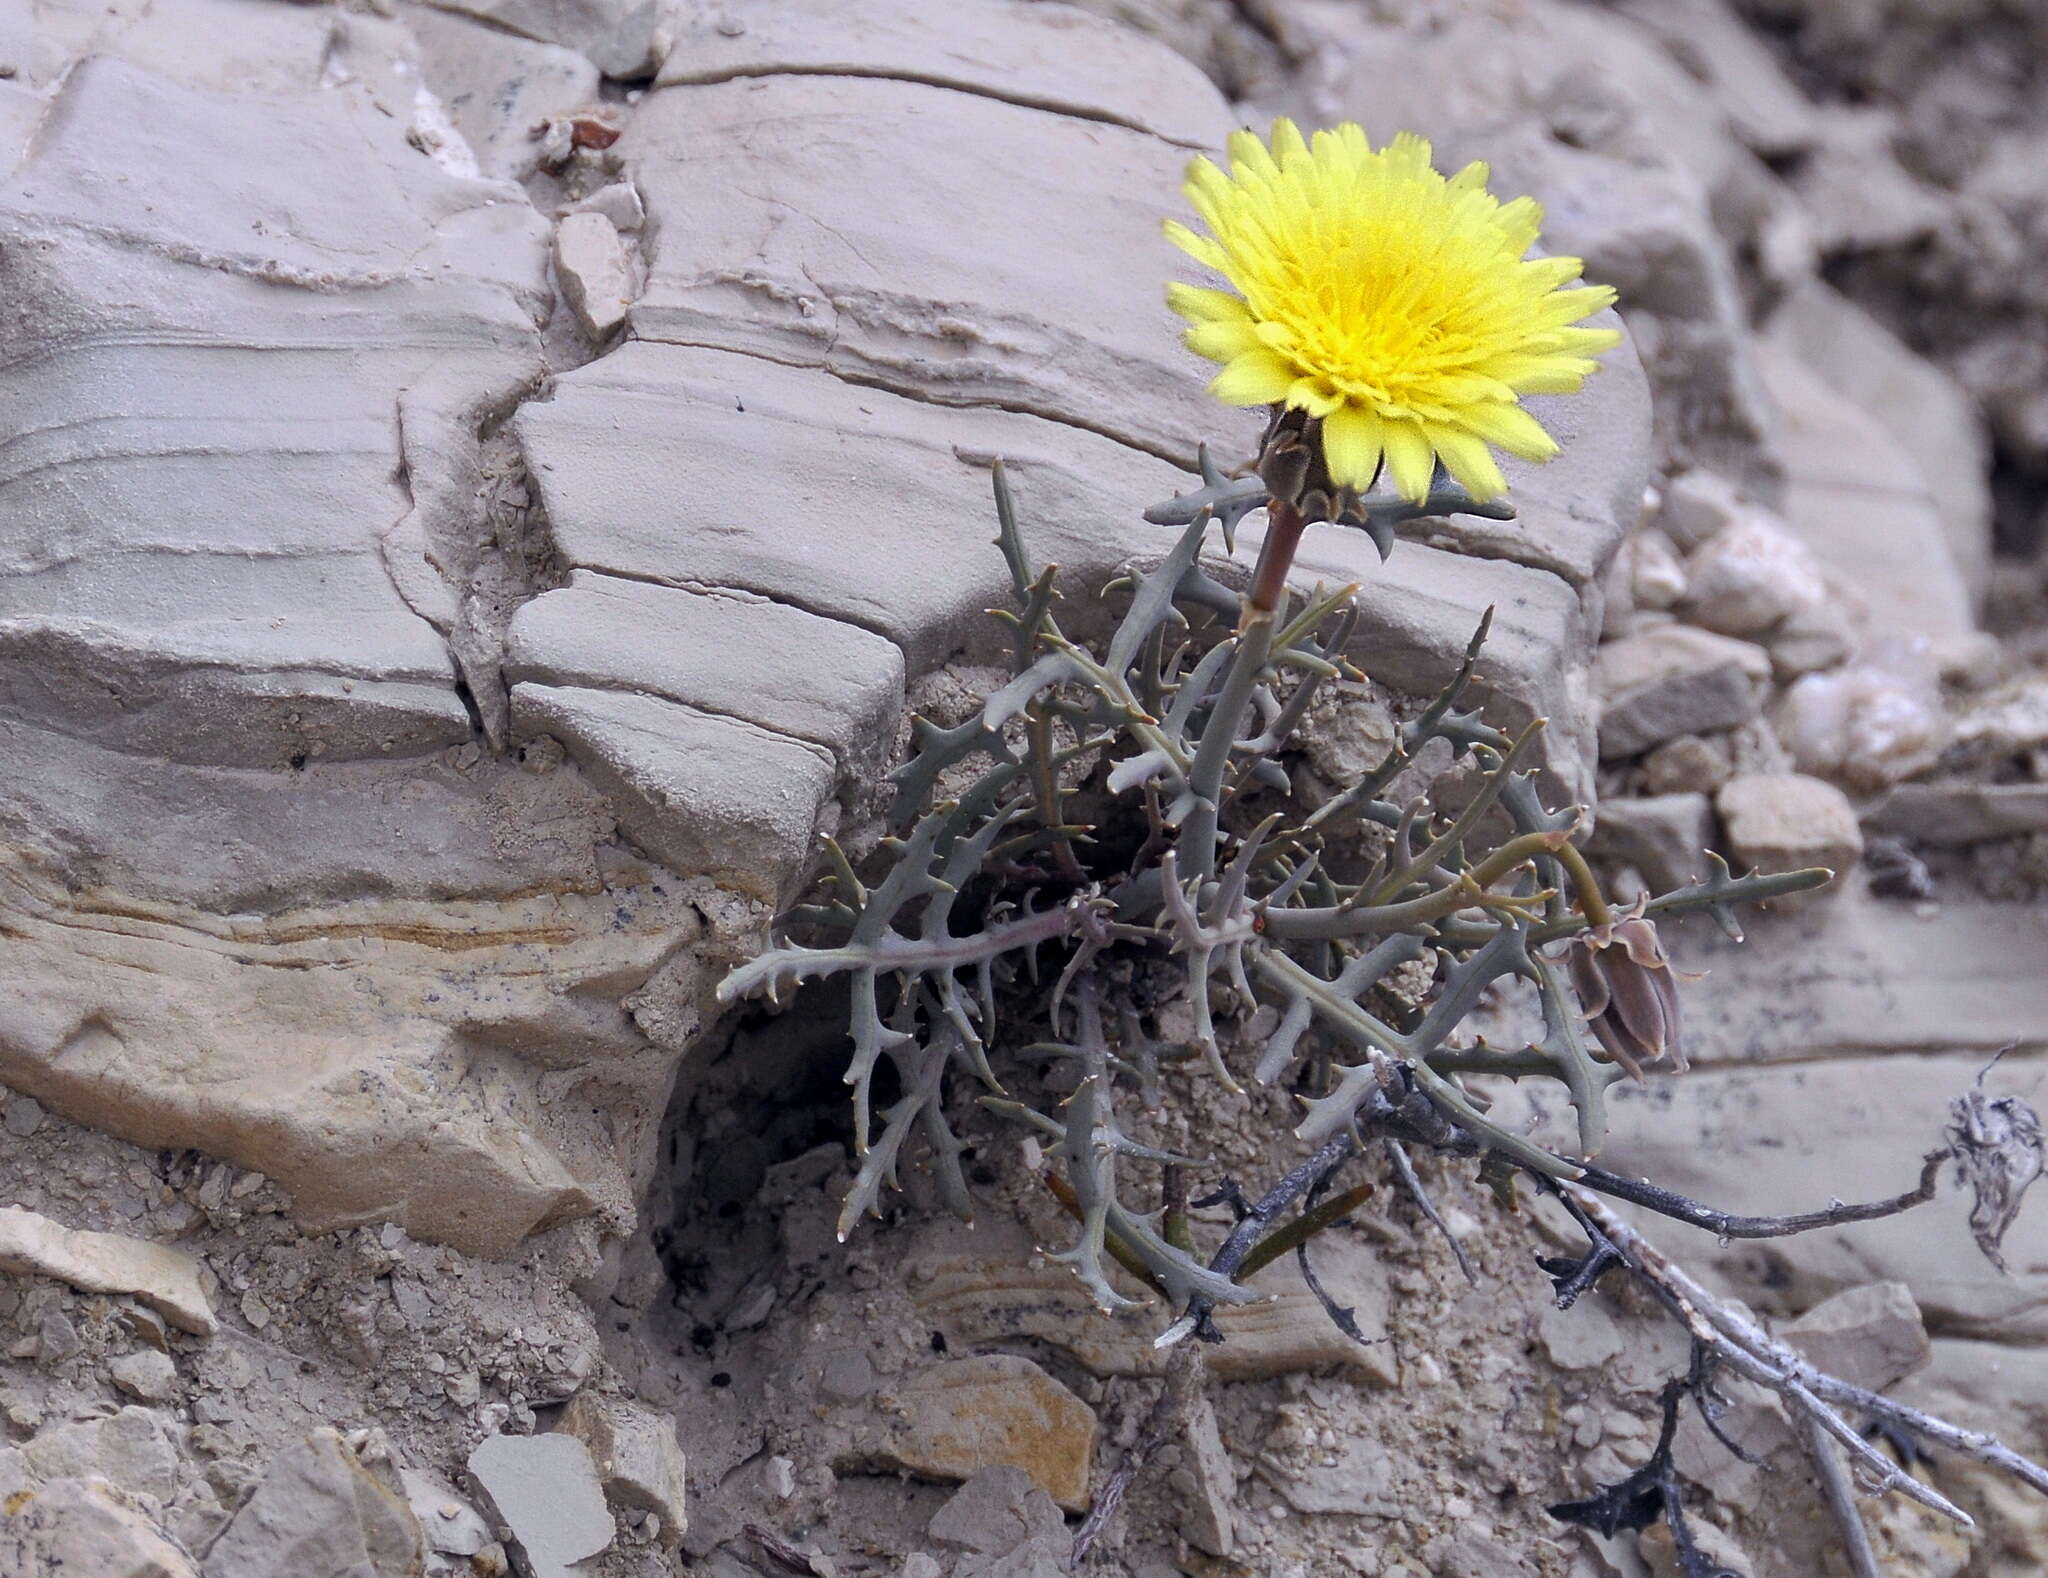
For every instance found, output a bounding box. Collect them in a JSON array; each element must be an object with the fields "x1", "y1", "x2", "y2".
[{"x1": 1165, "y1": 120, "x2": 1622, "y2": 504}]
